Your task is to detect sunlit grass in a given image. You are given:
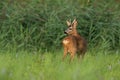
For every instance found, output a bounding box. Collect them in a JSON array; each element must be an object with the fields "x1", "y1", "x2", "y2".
[{"x1": 0, "y1": 50, "x2": 119, "y2": 80}]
